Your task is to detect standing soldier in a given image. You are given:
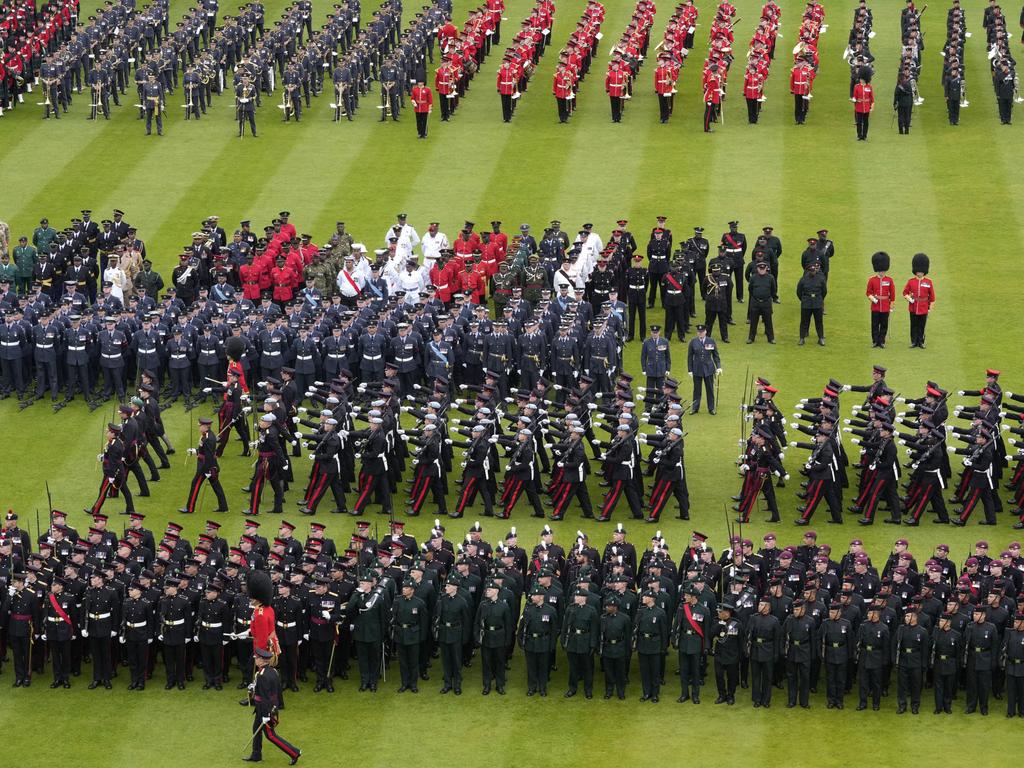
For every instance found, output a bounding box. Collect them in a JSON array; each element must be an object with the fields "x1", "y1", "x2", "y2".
[
  {"x1": 672, "y1": 586, "x2": 707, "y2": 704},
  {"x1": 600, "y1": 594, "x2": 630, "y2": 699},
  {"x1": 866, "y1": 251, "x2": 895, "y2": 348},
  {"x1": 435, "y1": 577, "x2": 471, "y2": 695},
  {"x1": 852, "y1": 69, "x2": 874, "y2": 140},
  {"x1": 121, "y1": 579, "x2": 154, "y2": 691},
  {"x1": 796, "y1": 262, "x2": 827, "y2": 346},
  {"x1": 196, "y1": 582, "x2": 229, "y2": 690},
  {"x1": 6, "y1": 572, "x2": 39, "y2": 688},
  {"x1": 1001, "y1": 612, "x2": 1024, "y2": 717},
  {"x1": 790, "y1": 54, "x2": 815, "y2": 124},
  {"x1": 703, "y1": 61, "x2": 722, "y2": 132},
  {"x1": 82, "y1": 571, "x2": 119, "y2": 689},
  {"x1": 820, "y1": 600, "x2": 852, "y2": 709},
  {"x1": 43, "y1": 577, "x2": 77, "y2": 689},
  {"x1": 710, "y1": 602, "x2": 741, "y2": 704},
  {"x1": 625, "y1": 254, "x2": 648, "y2": 341},
  {"x1": 783, "y1": 598, "x2": 816, "y2": 708},
  {"x1": 635, "y1": 588, "x2": 669, "y2": 702},
  {"x1": 902, "y1": 253, "x2": 934, "y2": 349},
  {"x1": 352, "y1": 571, "x2": 387, "y2": 693},
  {"x1": 159, "y1": 577, "x2": 192, "y2": 690},
  {"x1": 893, "y1": 608, "x2": 929, "y2": 714},
  {"x1": 180, "y1": 417, "x2": 229, "y2": 515},
  {"x1": 236, "y1": 75, "x2": 257, "y2": 137},
  {"x1": 639, "y1": 325, "x2": 670, "y2": 392},
  {"x1": 964, "y1": 604, "x2": 997, "y2": 715},
  {"x1": 560, "y1": 585, "x2": 599, "y2": 698},
  {"x1": 518, "y1": 584, "x2": 558, "y2": 696},
  {"x1": 411, "y1": 79, "x2": 433, "y2": 138},
  {"x1": 686, "y1": 325, "x2": 721, "y2": 415},
  {"x1": 606, "y1": 58, "x2": 629, "y2": 123},
  {"x1": 660, "y1": 259, "x2": 689, "y2": 341},
  {"x1": 746, "y1": 596, "x2": 781, "y2": 708},
  {"x1": 746, "y1": 260, "x2": 777, "y2": 344},
  {"x1": 142, "y1": 73, "x2": 164, "y2": 136},
  {"x1": 646, "y1": 227, "x2": 671, "y2": 309},
  {"x1": 476, "y1": 580, "x2": 514, "y2": 694},
  {"x1": 931, "y1": 611, "x2": 962, "y2": 714},
  {"x1": 856, "y1": 605, "x2": 890, "y2": 710},
  {"x1": 392, "y1": 578, "x2": 428, "y2": 693}
]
